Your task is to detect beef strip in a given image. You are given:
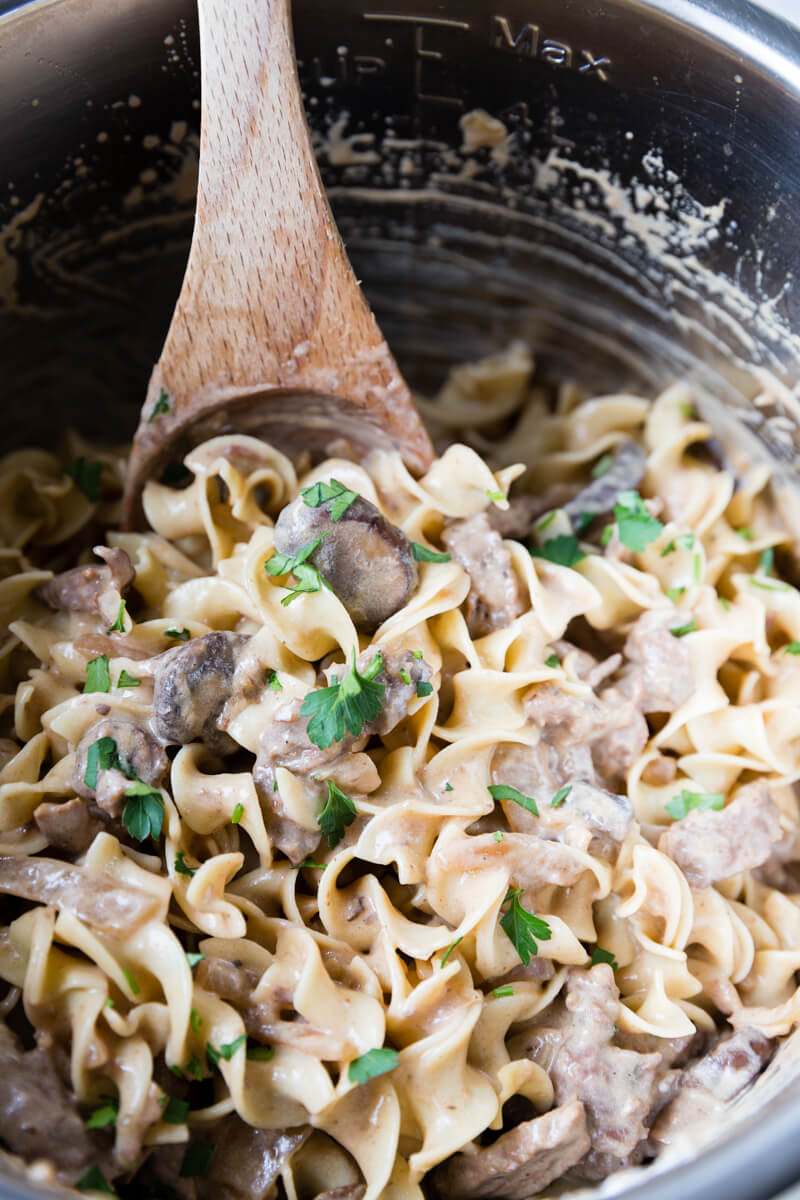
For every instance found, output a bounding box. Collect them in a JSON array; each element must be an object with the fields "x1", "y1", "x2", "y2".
[
  {"x1": 254, "y1": 649, "x2": 431, "y2": 863},
  {"x1": 562, "y1": 442, "x2": 647, "y2": 525},
  {"x1": 35, "y1": 545, "x2": 134, "y2": 617},
  {"x1": 754, "y1": 827, "x2": 800, "y2": 892},
  {"x1": 34, "y1": 796, "x2": 103, "y2": 853},
  {"x1": 617, "y1": 608, "x2": 693, "y2": 714},
  {"x1": 197, "y1": 1115, "x2": 310, "y2": 1200},
  {"x1": 442, "y1": 512, "x2": 525, "y2": 637},
  {"x1": 152, "y1": 631, "x2": 246, "y2": 756},
  {"x1": 273, "y1": 491, "x2": 417, "y2": 633},
  {"x1": 432, "y1": 1100, "x2": 589, "y2": 1200},
  {"x1": 649, "y1": 1028, "x2": 775, "y2": 1150},
  {"x1": 0, "y1": 1024, "x2": 99, "y2": 1180},
  {"x1": 659, "y1": 781, "x2": 783, "y2": 889},
  {"x1": 73, "y1": 716, "x2": 169, "y2": 818}
]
